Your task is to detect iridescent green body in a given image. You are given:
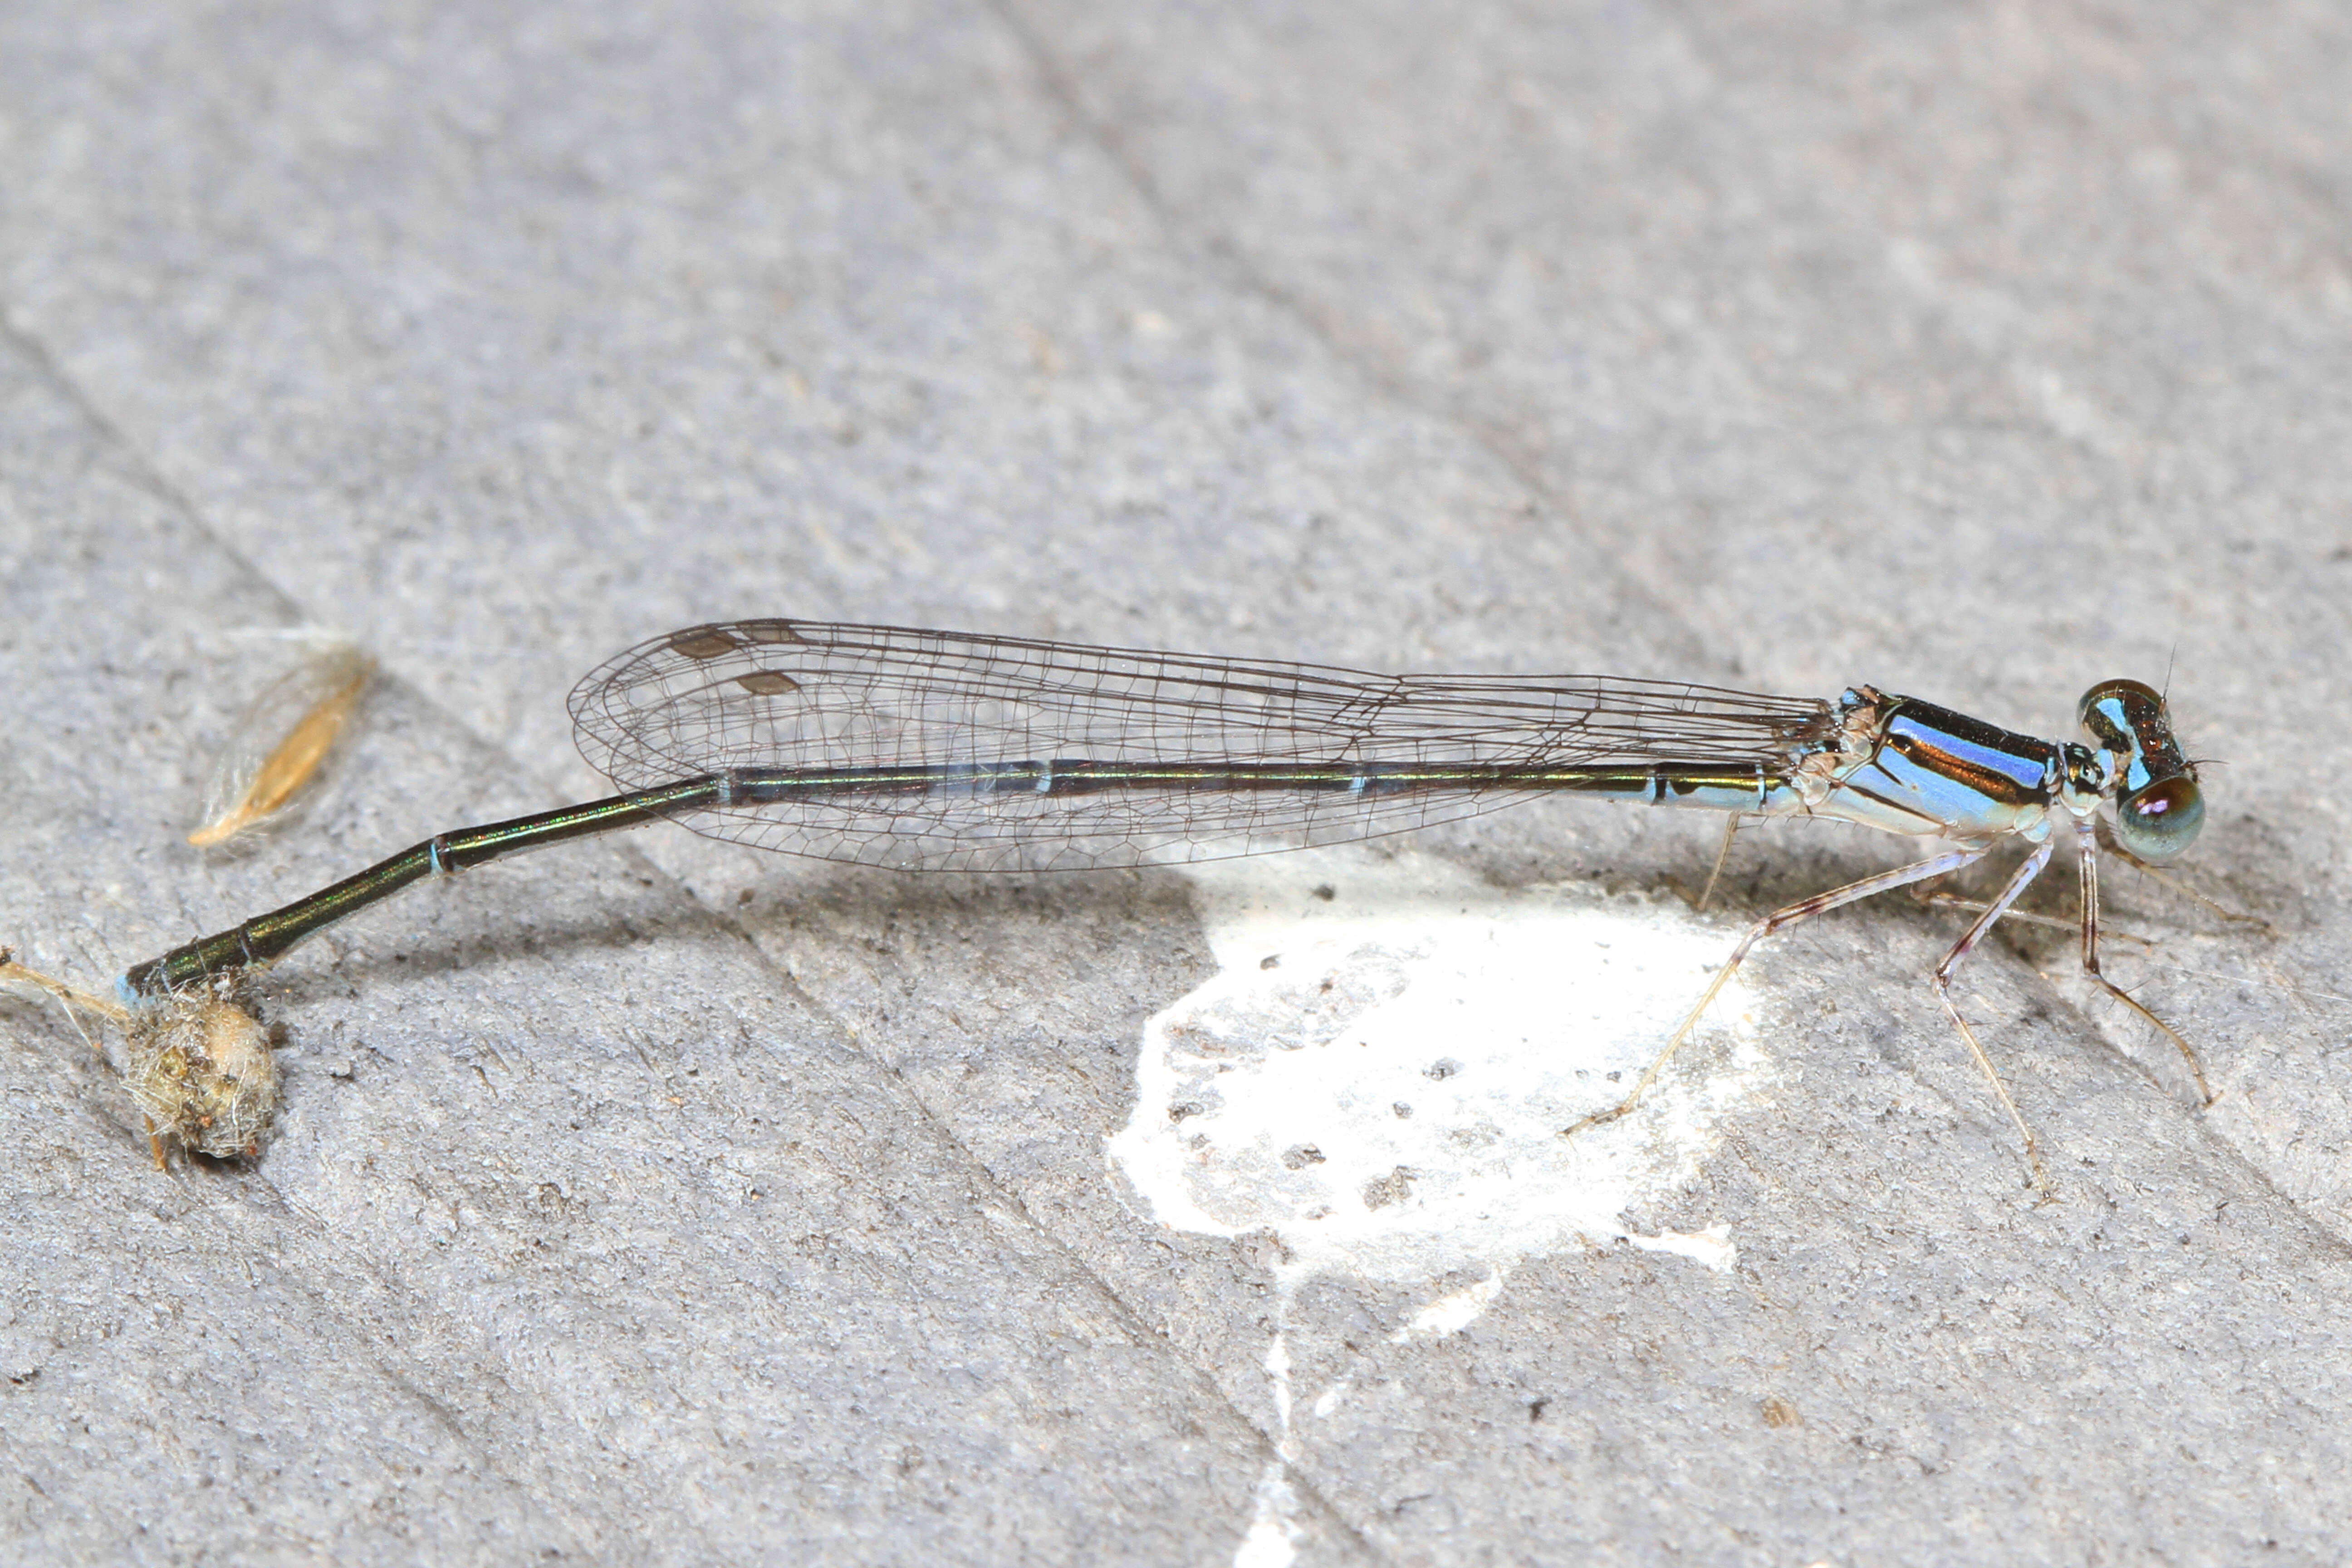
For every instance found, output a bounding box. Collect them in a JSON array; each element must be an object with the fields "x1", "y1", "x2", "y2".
[{"x1": 122, "y1": 758, "x2": 1800, "y2": 995}]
